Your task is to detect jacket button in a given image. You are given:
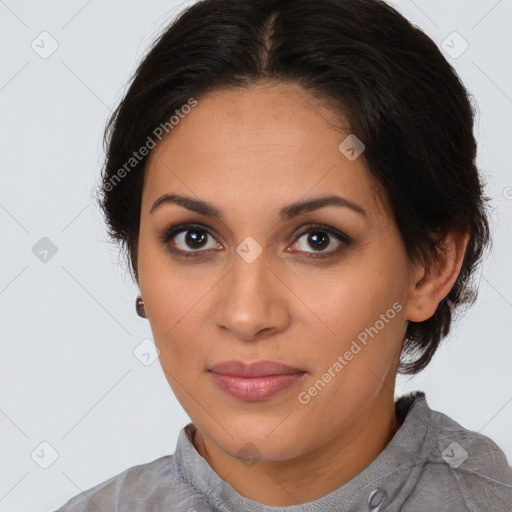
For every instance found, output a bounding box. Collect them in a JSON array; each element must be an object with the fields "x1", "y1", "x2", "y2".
[{"x1": 367, "y1": 488, "x2": 387, "y2": 511}]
